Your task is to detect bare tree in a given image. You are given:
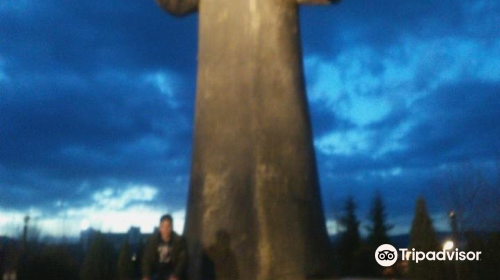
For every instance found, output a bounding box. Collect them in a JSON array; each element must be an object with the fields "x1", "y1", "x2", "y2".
[{"x1": 436, "y1": 160, "x2": 500, "y2": 235}]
